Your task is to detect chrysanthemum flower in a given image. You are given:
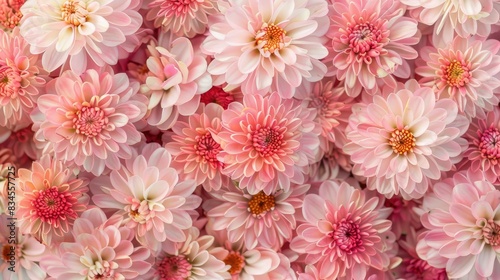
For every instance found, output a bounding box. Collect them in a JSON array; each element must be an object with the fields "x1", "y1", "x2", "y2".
[
  {"x1": 166, "y1": 103, "x2": 229, "y2": 192},
  {"x1": 34, "y1": 68, "x2": 147, "y2": 176},
  {"x1": 417, "y1": 170, "x2": 500, "y2": 279},
  {"x1": 402, "y1": 0, "x2": 500, "y2": 47},
  {"x1": 416, "y1": 37, "x2": 500, "y2": 119},
  {"x1": 215, "y1": 93, "x2": 320, "y2": 195},
  {"x1": 146, "y1": 0, "x2": 218, "y2": 38},
  {"x1": 16, "y1": 155, "x2": 89, "y2": 246},
  {"x1": 140, "y1": 35, "x2": 212, "y2": 130},
  {"x1": 19, "y1": 0, "x2": 142, "y2": 73},
  {"x1": 152, "y1": 227, "x2": 229, "y2": 280},
  {"x1": 344, "y1": 81, "x2": 468, "y2": 199},
  {"x1": 40, "y1": 208, "x2": 152, "y2": 279},
  {"x1": 202, "y1": 0, "x2": 329, "y2": 98},
  {"x1": 0, "y1": 0, "x2": 24, "y2": 31},
  {"x1": 290, "y1": 181, "x2": 395, "y2": 279},
  {"x1": 205, "y1": 182, "x2": 309, "y2": 250},
  {"x1": 0, "y1": 27, "x2": 46, "y2": 129},
  {"x1": 91, "y1": 143, "x2": 202, "y2": 252},
  {"x1": 327, "y1": 0, "x2": 419, "y2": 97},
  {"x1": 0, "y1": 214, "x2": 46, "y2": 280}
]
